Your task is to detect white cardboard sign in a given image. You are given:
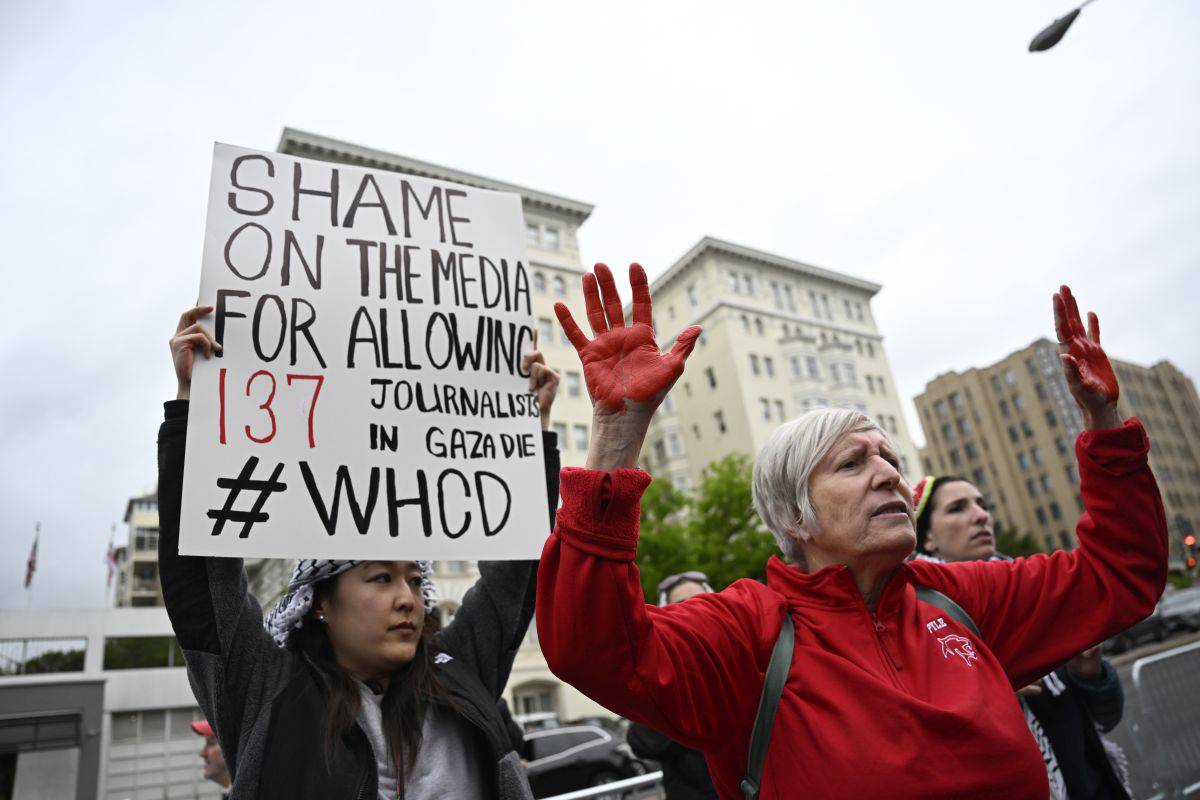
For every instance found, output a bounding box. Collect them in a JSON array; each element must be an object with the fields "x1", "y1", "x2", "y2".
[{"x1": 179, "y1": 143, "x2": 549, "y2": 559}]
